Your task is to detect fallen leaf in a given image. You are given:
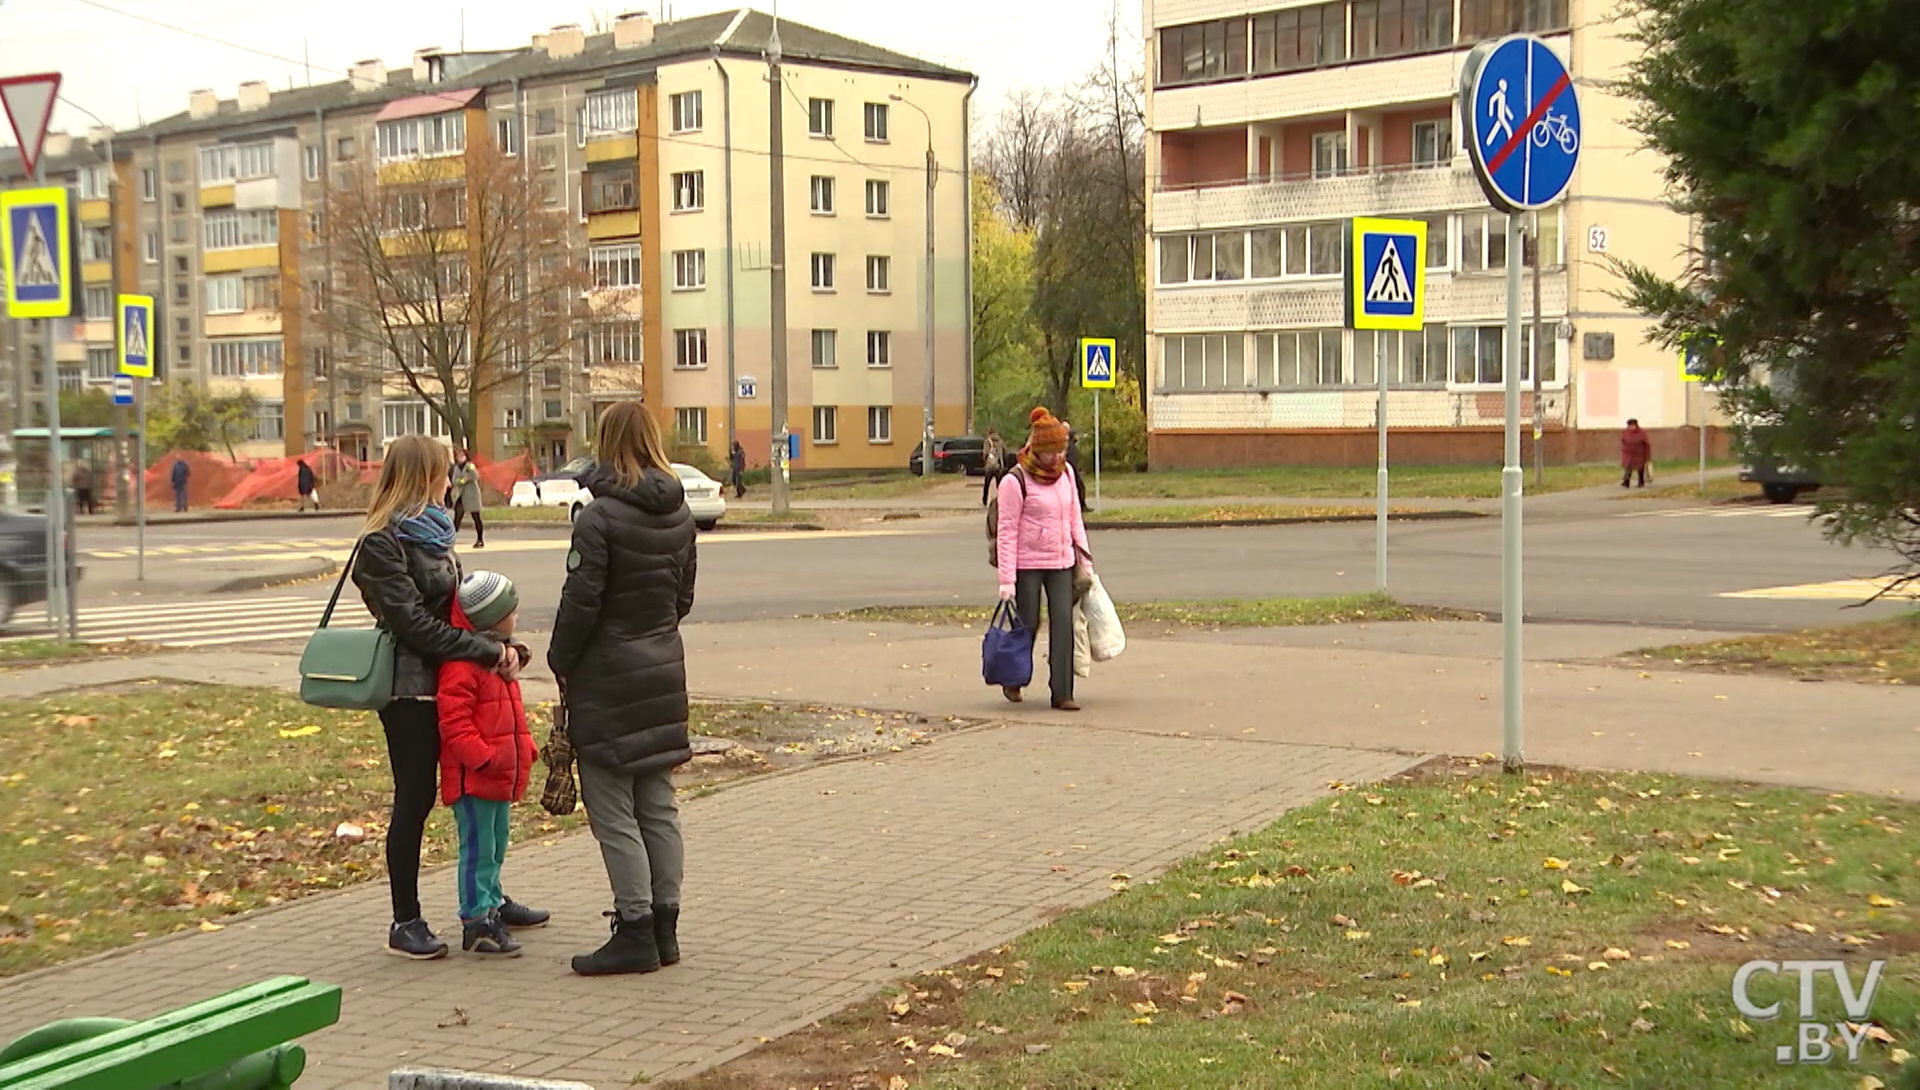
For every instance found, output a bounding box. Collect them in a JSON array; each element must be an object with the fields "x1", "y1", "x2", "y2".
[
  {"x1": 1024, "y1": 1044, "x2": 1050, "y2": 1056},
  {"x1": 888, "y1": 1078, "x2": 911, "y2": 1090},
  {"x1": 1587, "y1": 962, "x2": 1609, "y2": 971},
  {"x1": 198, "y1": 920, "x2": 223, "y2": 932},
  {"x1": 333, "y1": 822, "x2": 364, "y2": 841},
  {"x1": 1543, "y1": 857, "x2": 1569, "y2": 870},
  {"x1": 983, "y1": 967, "x2": 1005, "y2": 979},
  {"x1": 1665, "y1": 940, "x2": 1691, "y2": 950},
  {"x1": 1332, "y1": 913, "x2": 1359, "y2": 928},
  {"x1": 926, "y1": 1044, "x2": 958, "y2": 1058},
  {"x1": 1788, "y1": 922, "x2": 1818, "y2": 934},
  {"x1": 1061, "y1": 980, "x2": 1089, "y2": 994},
  {"x1": 1561, "y1": 880, "x2": 1590, "y2": 895},
  {"x1": 437, "y1": 1007, "x2": 470, "y2": 1029},
  {"x1": 1868, "y1": 894, "x2": 1900, "y2": 908},
  {"x1": 1603, "y1": 948, "x2": 1632, "y2": 961},
  {"x1": 1631, "y1": 1018, "x2": 1655, "y2": 1033},
  {"x1": 1111, "y1": 965, "x2": 1137, "y2": 979},
  {"x1": 277, "y1": 725, "x2": 322, "y2": 738},
  {"x1": 1131, "y1": 1016, "x2": 1153, "y2": 1025},
  {"x1": 1346, "y1": 930, "x2": 1371, "y2": 941},
  {"x1": 1503, "y1": 936, "x2": 1532, "y2": 947},
  {"x1": 1595, "y1": 797, "x2": 1614, "y2": 811}
]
